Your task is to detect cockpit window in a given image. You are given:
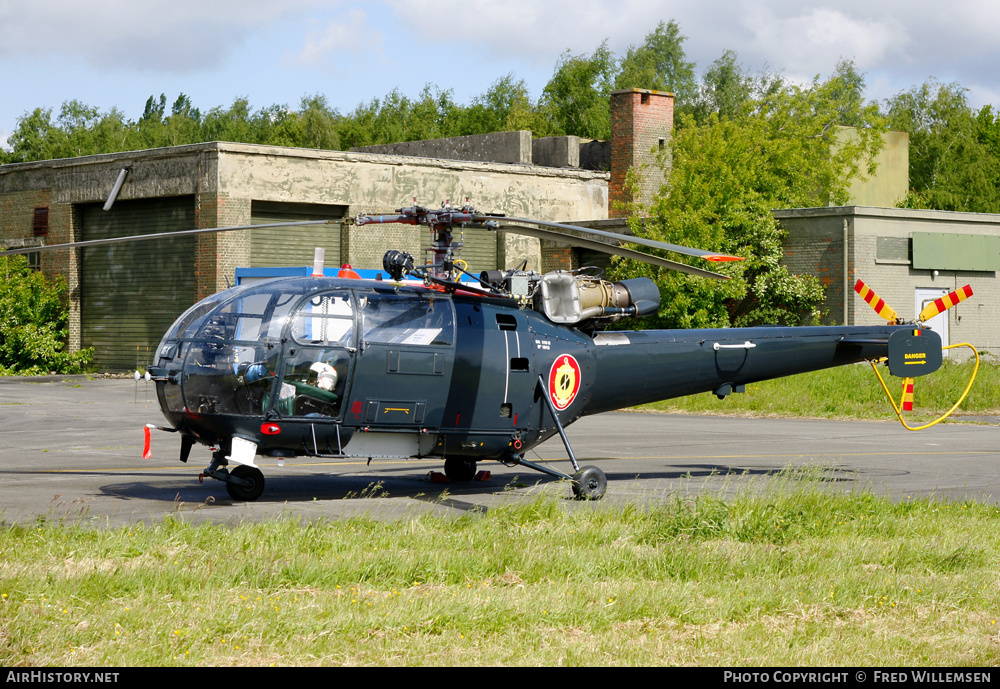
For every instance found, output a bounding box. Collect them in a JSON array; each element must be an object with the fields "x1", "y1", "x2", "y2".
[
  {"x1": 361, "y1": 292, "x2": 454, "y2": 346},
  {"x1": 167, "y1": 292, "x2": 229, "y2": 340},
  {"x1": 161, "y1": 278, "x2": 336, "y2": 347},
  {"x1": 191, "y1": 288, "x2": 304, "y2": 344},
  {"x1": 290, "y1": 291, "x2": 354, "y2": 346}
]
